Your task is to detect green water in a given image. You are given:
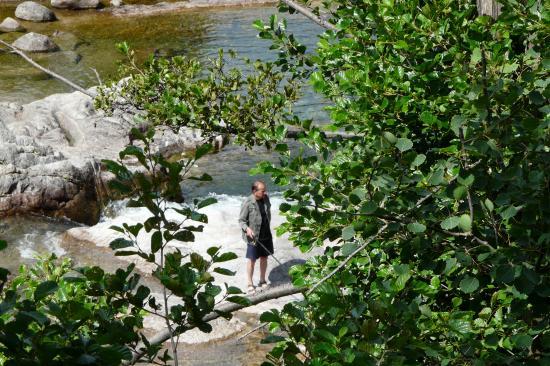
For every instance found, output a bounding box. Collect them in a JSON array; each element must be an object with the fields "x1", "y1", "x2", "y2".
[{"x1": 0, "y1": 2, "x2": 326, "y2": 124}]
